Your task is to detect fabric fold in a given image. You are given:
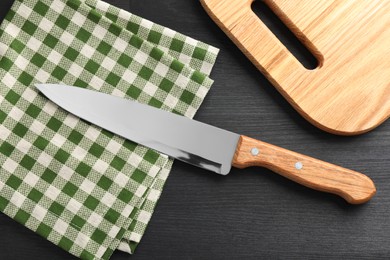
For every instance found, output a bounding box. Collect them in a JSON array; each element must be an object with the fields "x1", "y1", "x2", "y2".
[{"x1": 0, "y1": 0, "x2": 218, "y2": 259}]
